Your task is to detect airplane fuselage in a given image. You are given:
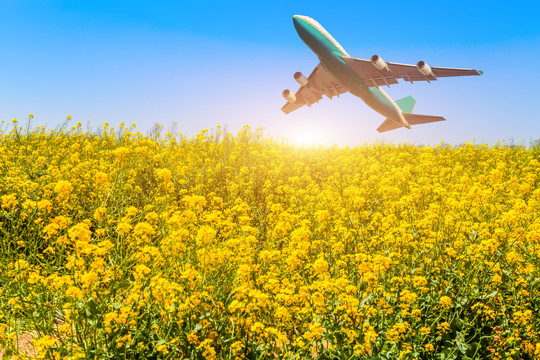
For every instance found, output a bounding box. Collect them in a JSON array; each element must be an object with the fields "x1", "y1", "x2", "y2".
[{"x1": 293, "y1": 15, "x2": 410, "y2": 128}]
